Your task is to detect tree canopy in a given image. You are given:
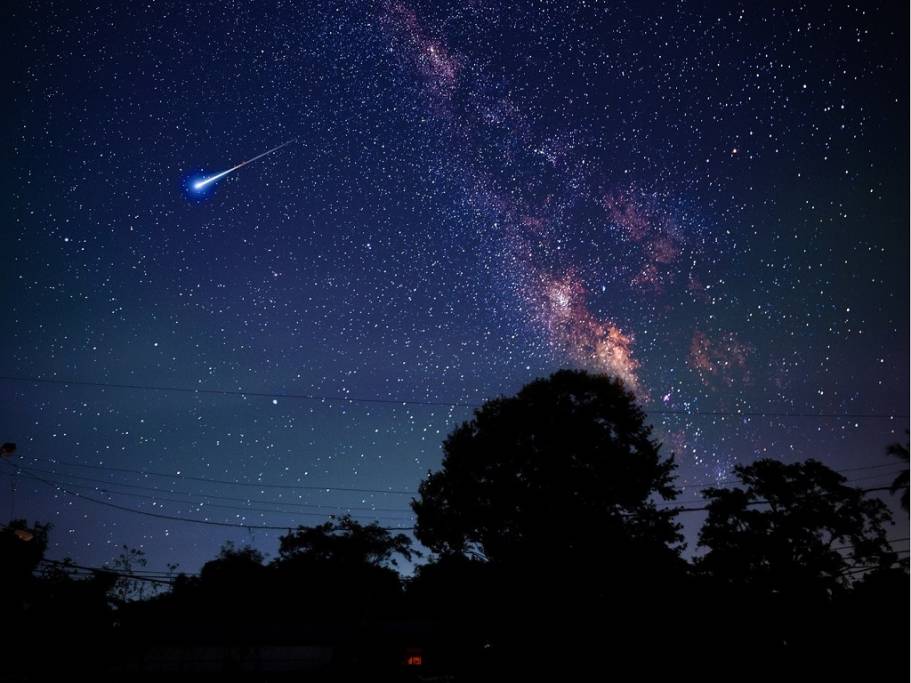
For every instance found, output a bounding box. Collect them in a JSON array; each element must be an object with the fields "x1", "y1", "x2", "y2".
[
  {"x1": 412, "y1": 370, "x2": 682, "y2": 570},
  {"x1": 697, "y1": 458, "x2": 898, "y2": 598},
  {"x1": 279, "y1": 515, "x2": 414, "y2": 568},
  {"x1": 887, "y1": 432, "x2": 909, "y2": 511}
]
